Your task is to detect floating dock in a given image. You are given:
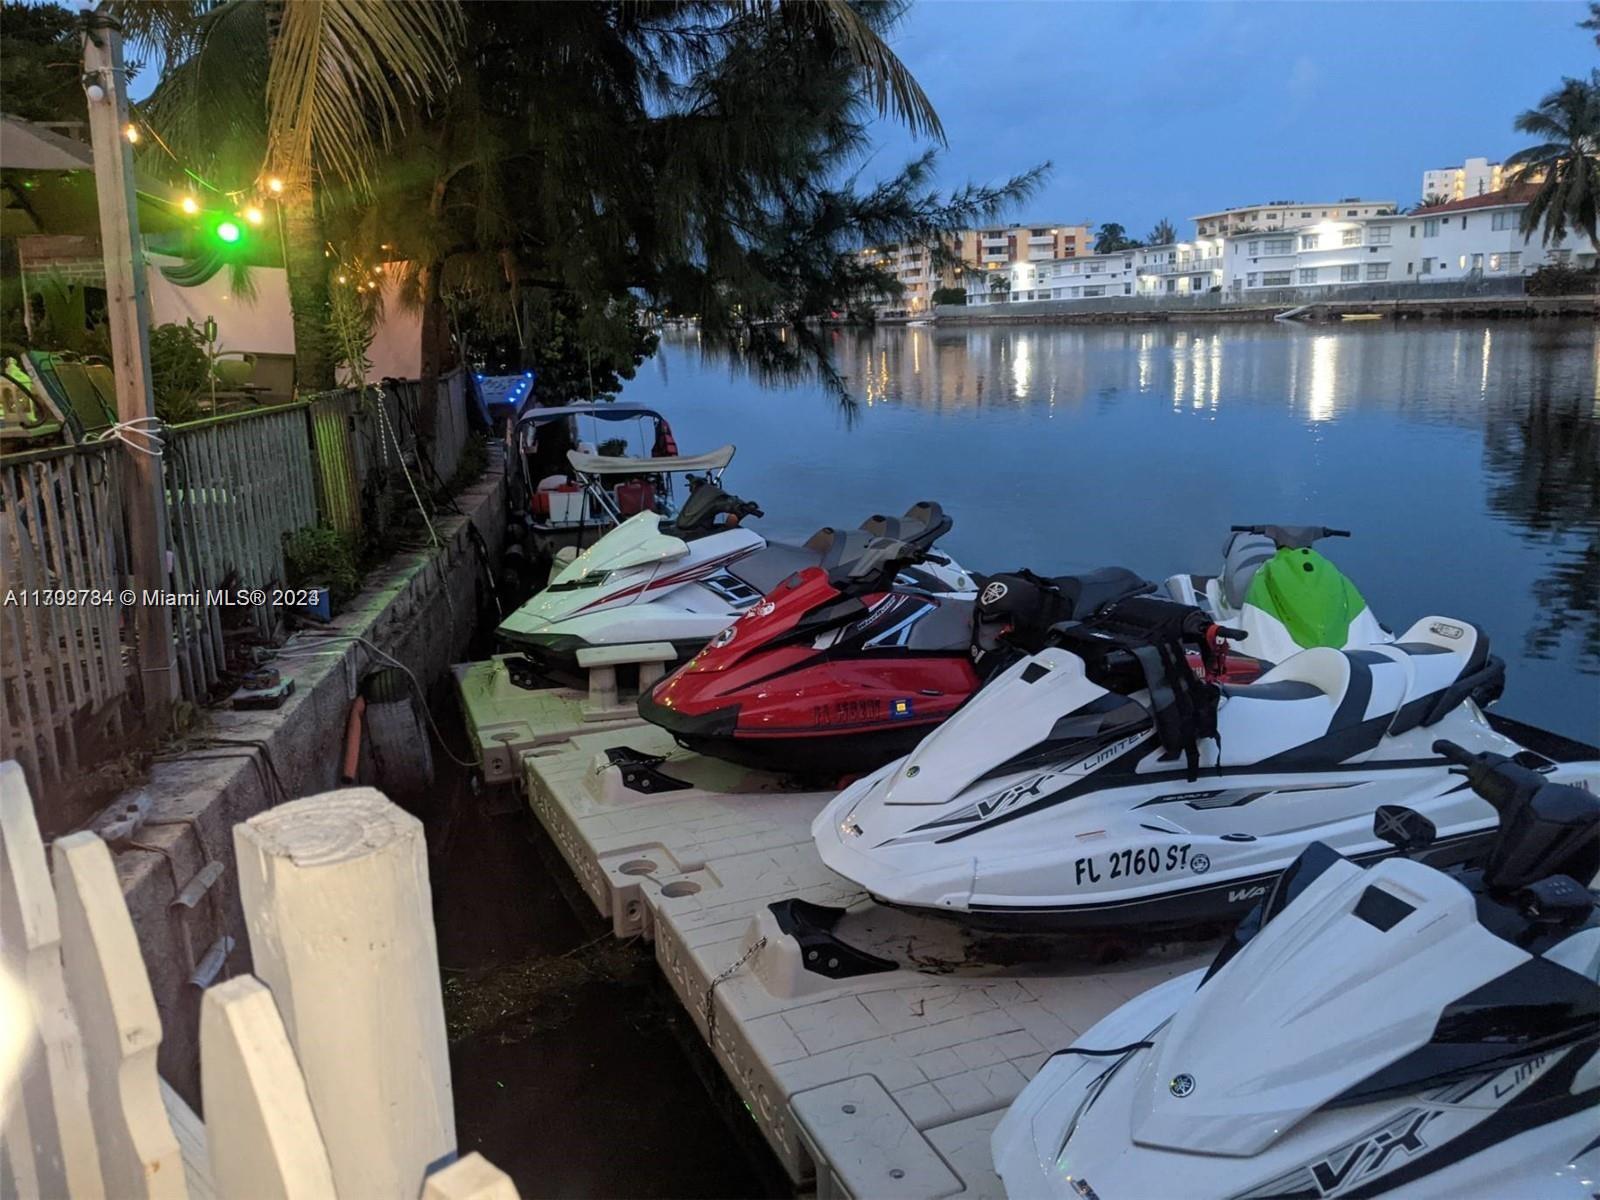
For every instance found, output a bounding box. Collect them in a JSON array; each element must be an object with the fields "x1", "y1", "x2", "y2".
[{"x1": 456, "y1": 661, "x2": 1216, "y2": 1197}]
